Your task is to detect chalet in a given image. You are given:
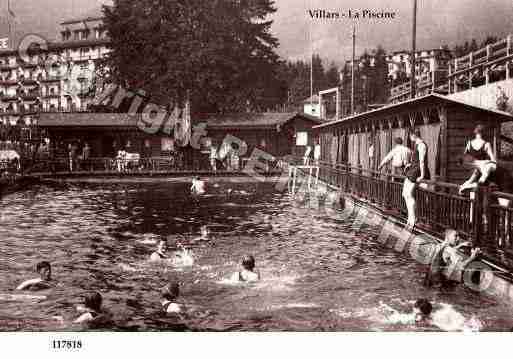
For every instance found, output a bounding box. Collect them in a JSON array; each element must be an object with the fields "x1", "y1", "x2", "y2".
[{"x1": 37, "y1": 111, "x2": 322, "y2": 163}]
